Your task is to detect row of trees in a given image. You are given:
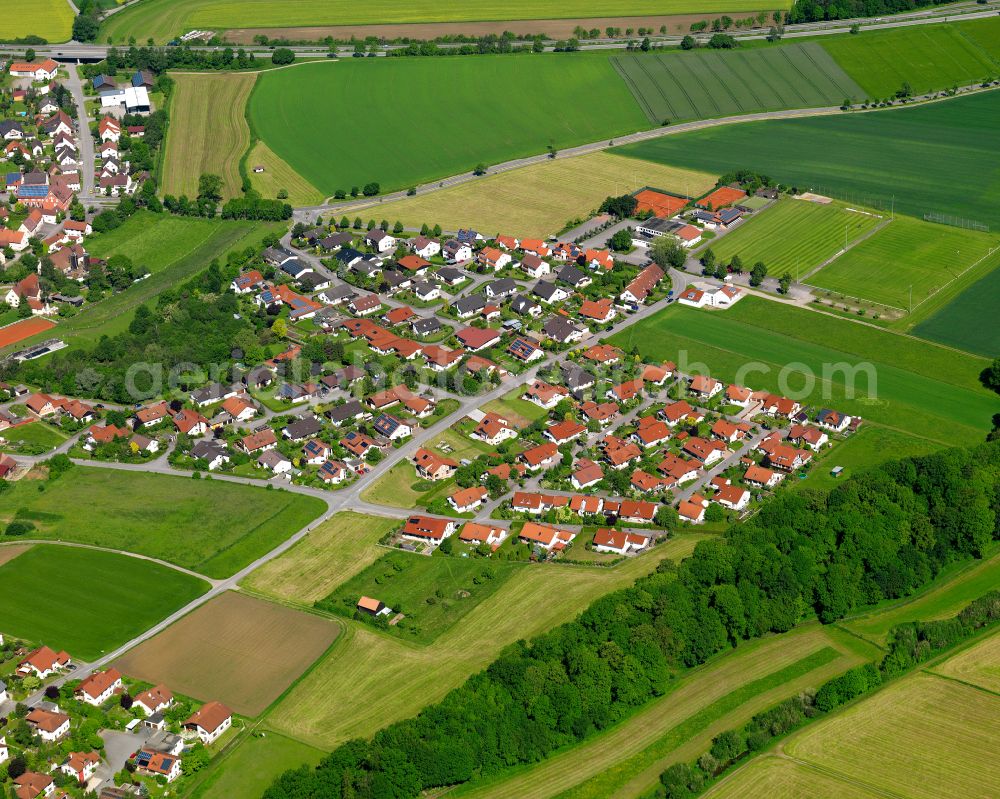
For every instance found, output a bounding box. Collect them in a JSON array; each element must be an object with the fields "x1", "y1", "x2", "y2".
[{"x1": 263, "y1": 441, "x2": 1000, "y2": 798}]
